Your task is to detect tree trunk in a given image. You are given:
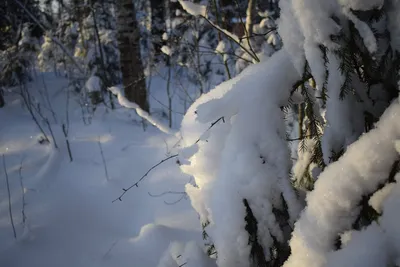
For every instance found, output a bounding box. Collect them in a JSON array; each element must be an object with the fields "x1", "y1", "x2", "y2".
[
  {"x1": 245, "y1": 0, "x2": 257, "y2": 38},
  {"x1": 150, "y1": 0, "x2": 165, "y2": 58},
  {"x1": 116, "y1": 0, "x2": 149, "y2": 111},
  {"x1": 0, "y1": 90, "x2": 5, "y2": 108}
]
